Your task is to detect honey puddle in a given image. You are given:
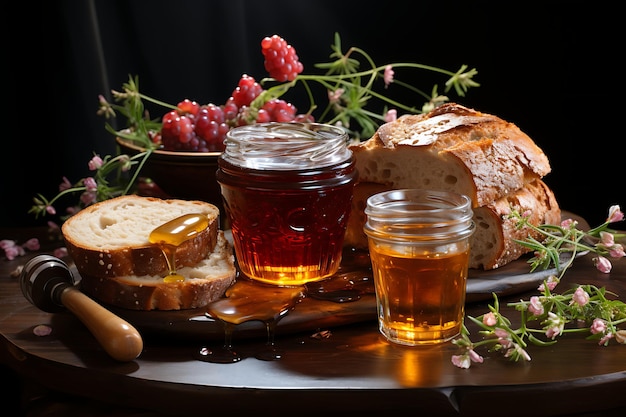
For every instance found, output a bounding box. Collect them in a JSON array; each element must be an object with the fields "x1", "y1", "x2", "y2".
[{"x1": 194, "y1": 247, "x2": 374, "y2": 363}]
